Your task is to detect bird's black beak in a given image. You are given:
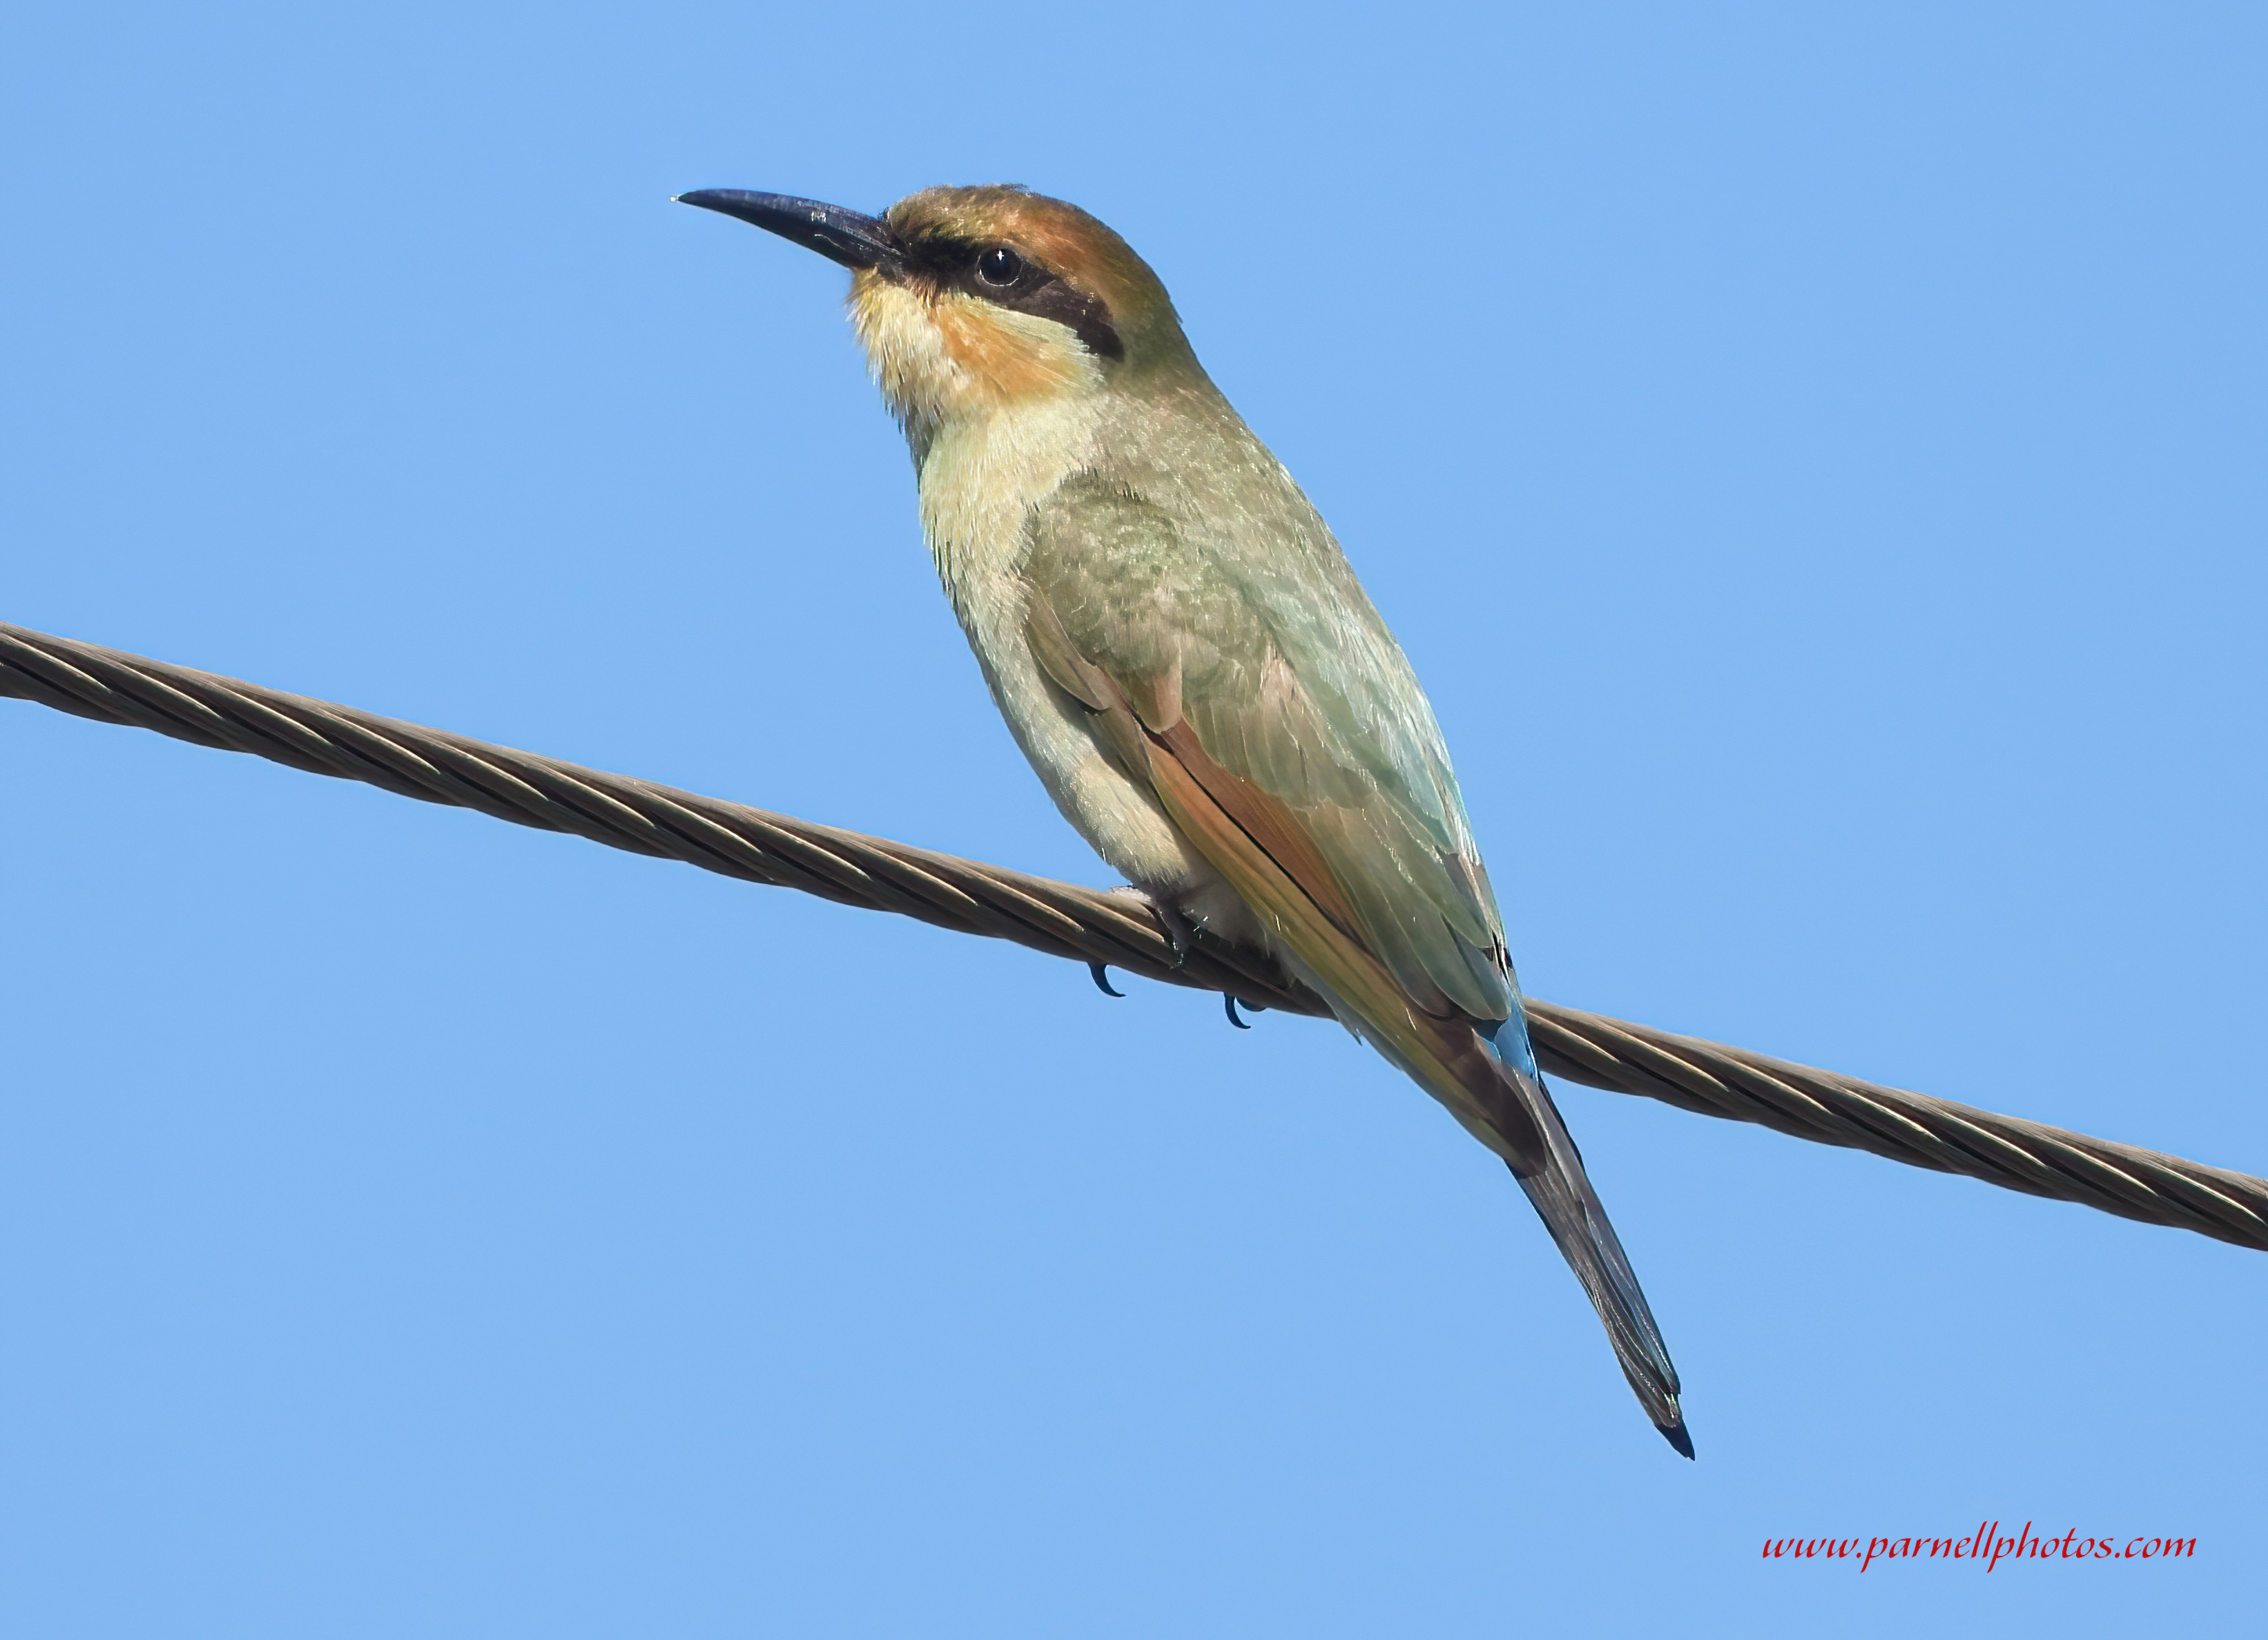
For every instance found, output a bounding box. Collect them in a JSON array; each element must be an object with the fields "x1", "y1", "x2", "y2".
[{"x1": 674, "y1": 189, "x2": 900, "y2": 271}]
